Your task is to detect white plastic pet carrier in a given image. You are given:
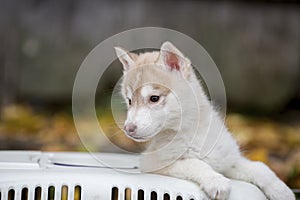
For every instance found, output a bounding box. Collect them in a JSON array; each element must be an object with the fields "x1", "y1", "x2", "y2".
[{"x1": 0, "y1": 151, "x2": 267, "y2": 200}]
